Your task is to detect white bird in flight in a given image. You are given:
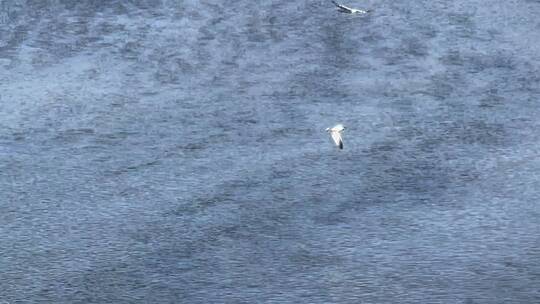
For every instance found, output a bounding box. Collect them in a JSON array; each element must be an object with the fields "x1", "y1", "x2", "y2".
[
  {"x1": 331, "y1": 1, "x2": 370, "y2": 14},
  {"x1": 326, "y1": 124, "x2": 345, "y2": 149}
]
